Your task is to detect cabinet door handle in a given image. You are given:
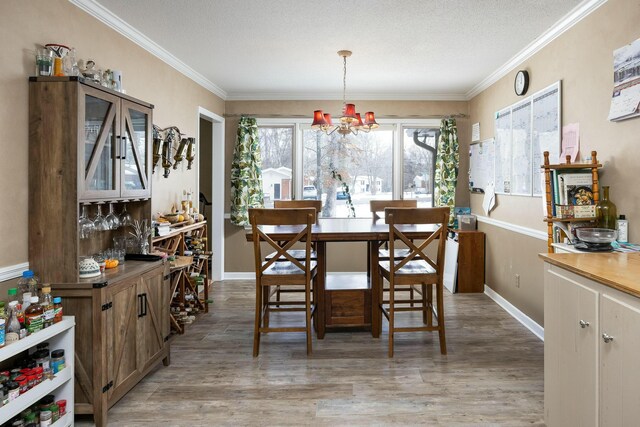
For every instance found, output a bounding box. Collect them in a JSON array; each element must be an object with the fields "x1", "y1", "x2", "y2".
[
  {"x1": 143, "y1": 293, "x2": 148, "y2": 317},
  {"x1": 579, "y1": 320, "x2": 590, "y2": 328},
  {"x1": 602, "y1": 333, "x2": 614, "y2": 343},
  {"x1": 138, "y1": 294, "x2": 144, "y2": 318},
  {"x1": 115, "y1": 135, "x2": 121, "y2": 159},
  {"x1": 121, "y1": 136, "x2": 127, "y2": 160}
]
